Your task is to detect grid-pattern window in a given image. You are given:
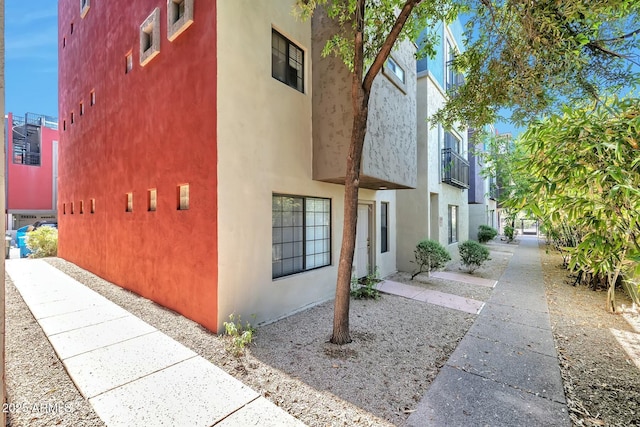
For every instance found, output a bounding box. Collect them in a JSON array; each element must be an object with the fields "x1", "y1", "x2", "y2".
[
  {"x1": 381, "y1": 202, "x2": 389, "y2": 253},
  {"x1": 148, "y1": 189, "x2": 157, "y2": 211},
  {"x1": 272, "y1": 29, "x2": 304, "y2": 93},
  {"x1": 272, "y1": 195, "x2": 331, "y2": 279},
  {"x1": 178, "y1": 184, "x2": 189, "y2": 210},
  {"x1": 448, "y1": 205, "x2": 458, "y2": 244}
]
